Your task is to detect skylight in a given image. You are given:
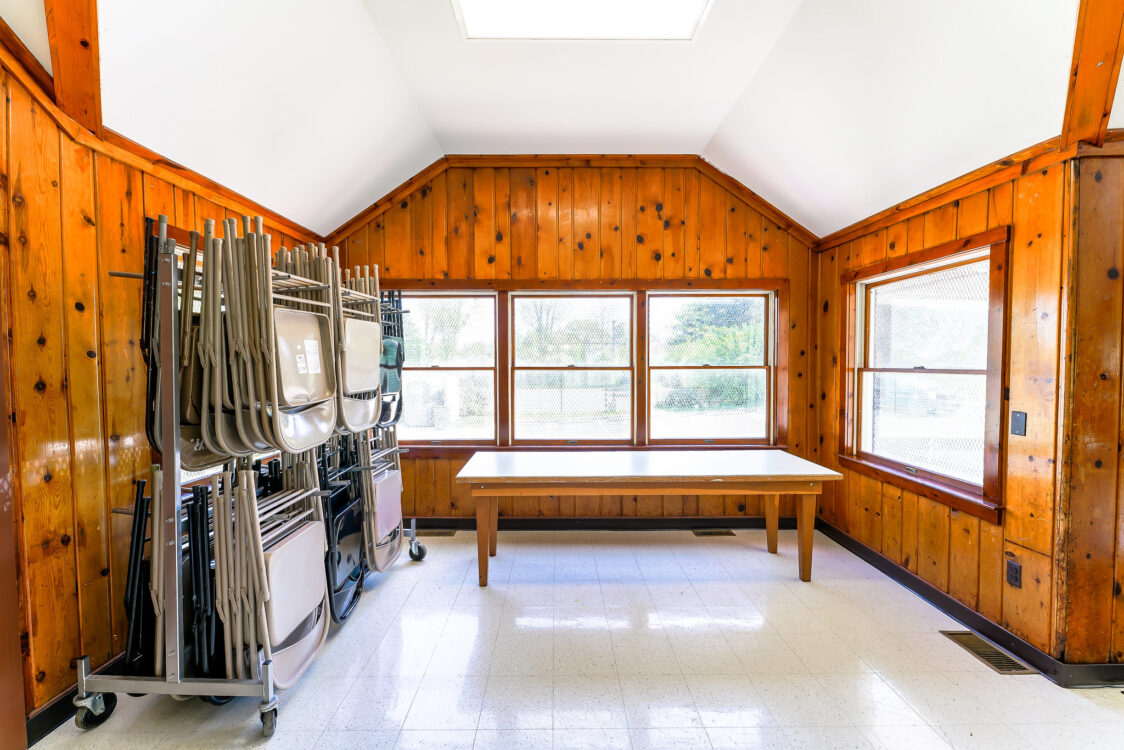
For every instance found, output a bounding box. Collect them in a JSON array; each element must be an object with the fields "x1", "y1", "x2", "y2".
[{"x1": 452, "y1": 0, "x2": 713, "y2": 41}]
